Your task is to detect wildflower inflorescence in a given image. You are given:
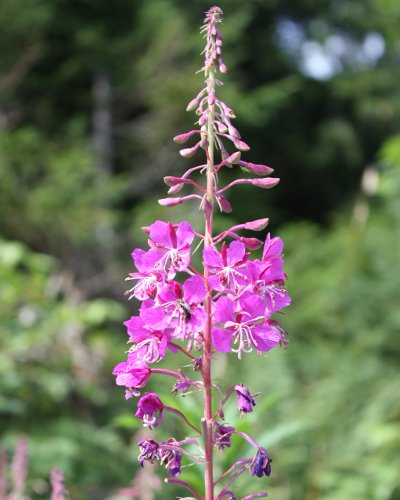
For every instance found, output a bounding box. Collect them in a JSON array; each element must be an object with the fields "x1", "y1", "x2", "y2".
[{"x1": 114, "y1": 6, "x2": 290, "y2": 499}]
